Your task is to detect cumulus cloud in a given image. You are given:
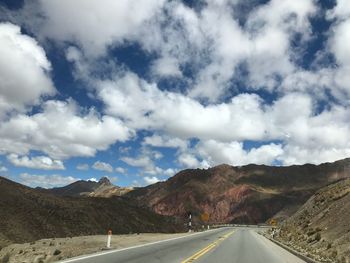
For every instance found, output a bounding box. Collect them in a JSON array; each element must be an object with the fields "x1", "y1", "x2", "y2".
[
  {"x1": 34, "y1": 0, "x2": 166, "y2": 56},
  {"x1": 76, "y1": 163, "x2": 89, "y2": 171},
  {"x1": 121, "y1": 155, "x2": 163, "y2": 175},
  {"x1": 121, "y1": 148, "x2": 174, "y2": 176},
  {"x1": 0, "y1": 166, "x2": 8, "y2": 172},
  {"x1": 121, "y1": 156, "x2": 152, "y2": 169},
  {"x1": 151, "y1": 56, "x2": 182, "y2": 77},
  {"x1": 178, "y1": 153, "x2": 203, "y2": 168},
  {"x1": 0, "y1": 99, "x2": 133, "y2": 159},
  {"x1": 92, "y1": 161, "x2": 113, "y2": 173},
  {"x1": 143, "y1": 176, "x2": 160, "y2": 185},
  {"x1": 88, "y1": 177, "x2": 98, "y2": 182},
  {"x1": 0, "y1": 22, "x2": 55, "y2": 117},
  {"x1": 327, "y1": 1, "x2": 350, "y2": 98},
  {"x1": 197, "y1": 140, "x2": 283, "y2": 166},
  {"x1": 2, "y1": 0, "x2": 350, "y2": 173},
  {"x1": 115, "y1": 167, "x2": 127, "y2": 174},
  {"x1": 143, "y1": 134, "x2": 188, "y2": 150},
  {"x1": 19, "y1": 173, "x2": 79, "y2": 188},
  {"x1": 7, "y1": 154, "x2": 65, "y2": 170},
  {"x1": 99, "y1": 73, "x2": 268, "y2": 141},
  {"x1": 95, "y1": 70, "x2": 350, "y2": 165}
]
